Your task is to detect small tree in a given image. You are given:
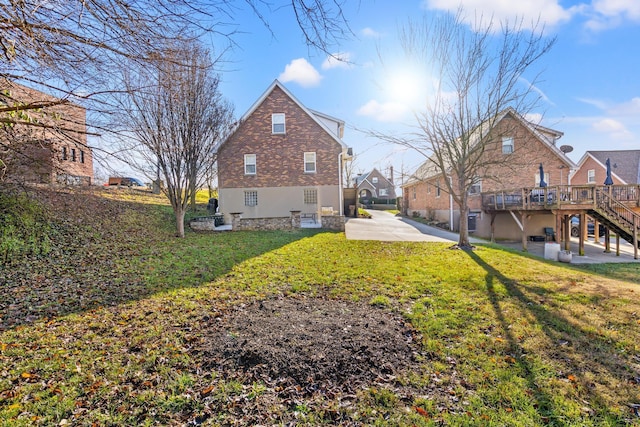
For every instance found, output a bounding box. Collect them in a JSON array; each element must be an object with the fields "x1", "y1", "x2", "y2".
[
  {"x1": 375, "y1": 10, "x2": 554, "y2": 248},
  {"x1": 124, "y1": 43, "x2": 234, "y2": 237}
]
